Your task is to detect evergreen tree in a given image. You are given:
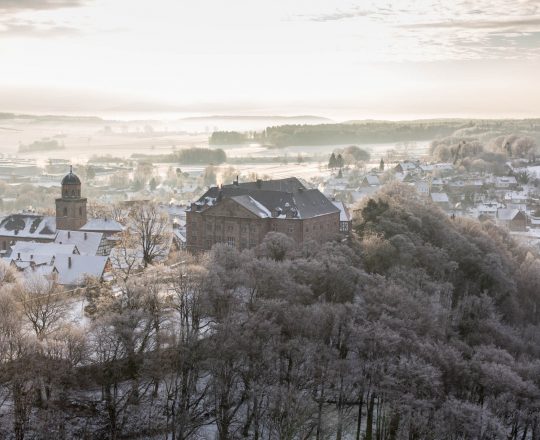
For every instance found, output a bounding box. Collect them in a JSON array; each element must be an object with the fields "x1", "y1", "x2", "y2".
[
  {"x1": 379, "y1": 158, "x2": 385, "y2": 171},
  {"x1": 336, "y1": 153, "x2": 344, "y2": 169},
  {"x1": 328, "y1": 152, "x2": 337, "y2": 169}
]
